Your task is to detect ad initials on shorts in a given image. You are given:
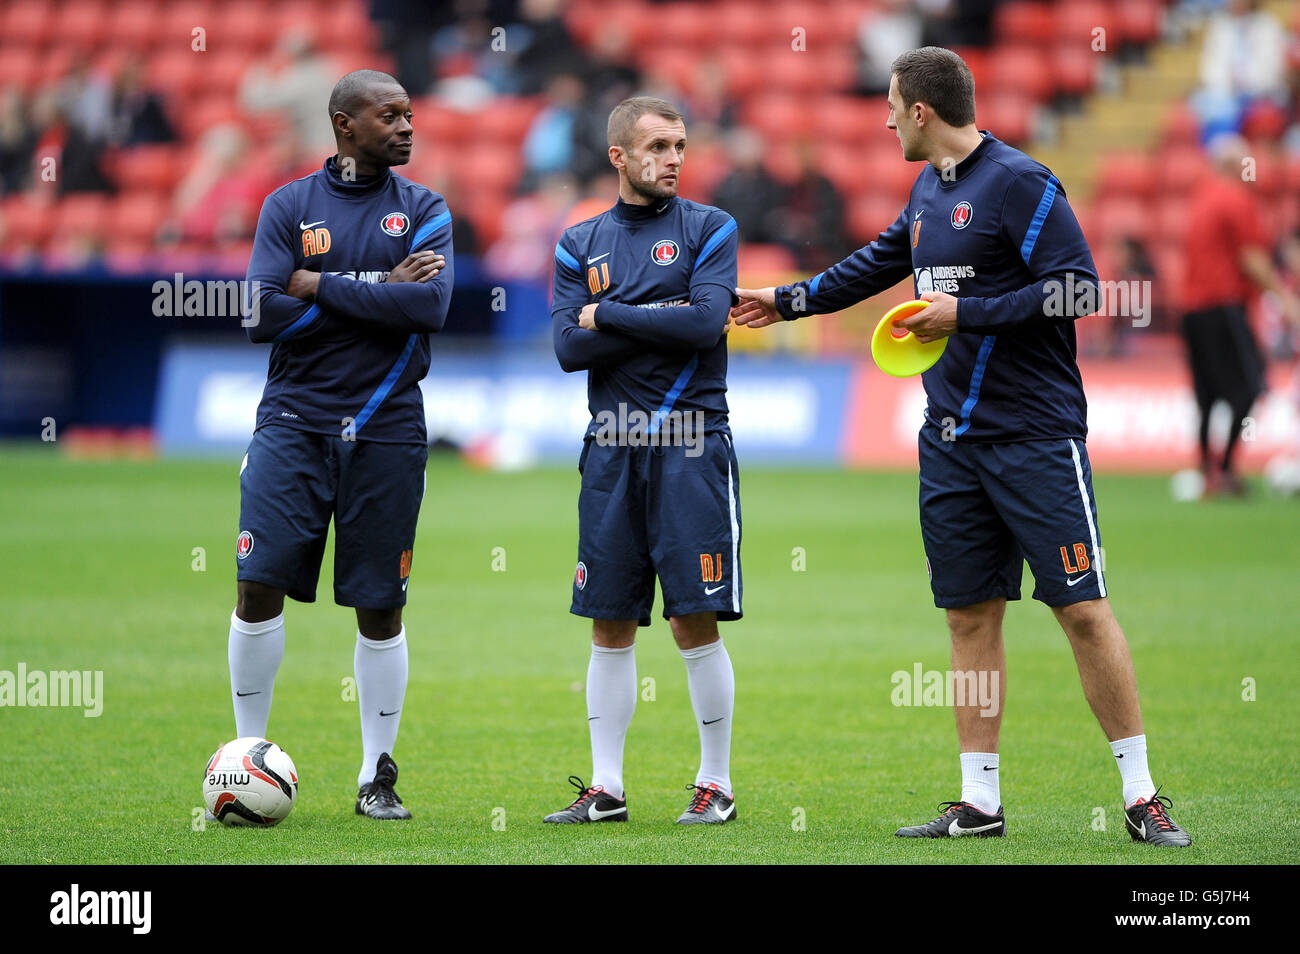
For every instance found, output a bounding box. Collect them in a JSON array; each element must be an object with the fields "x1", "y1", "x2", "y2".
[
  {"x1": 1060, "y1": 542, "x2": 1090, "y2": 574},
  {"x1": 700, "y1": 552, "x2": 723, "y2": 583},
  {"x1": 399, "y1": 549, "x2": 413, "y2": 579}
]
